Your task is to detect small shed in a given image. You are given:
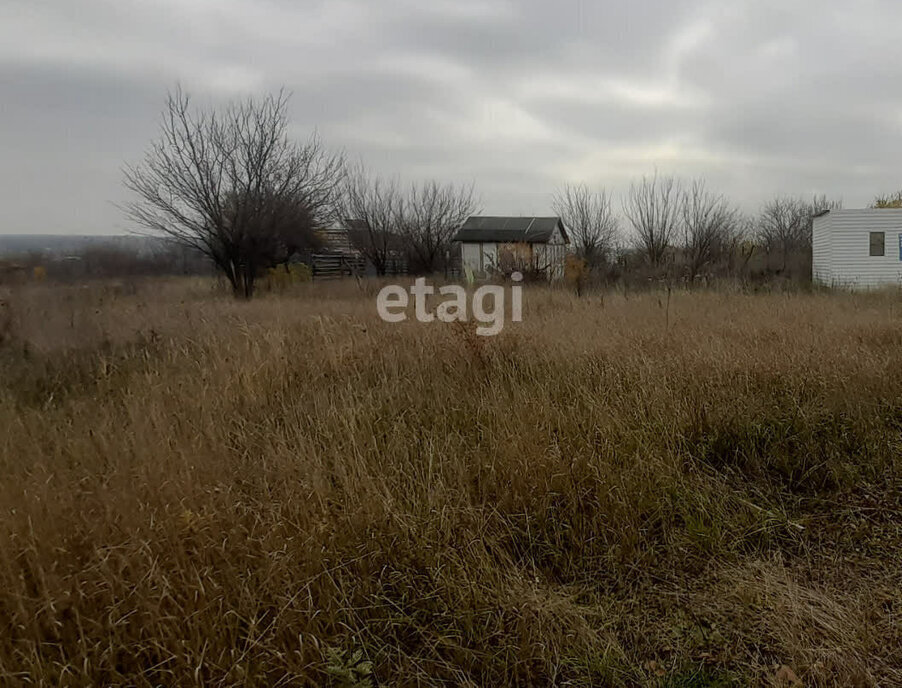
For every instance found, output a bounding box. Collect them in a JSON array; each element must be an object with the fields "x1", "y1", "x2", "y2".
[
  {"x1": 813, "y1": 209, "x2": 902, "y2": 288},
  {"x1": 453, "y1": 216, "x2": 570, "y2": 280}
]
